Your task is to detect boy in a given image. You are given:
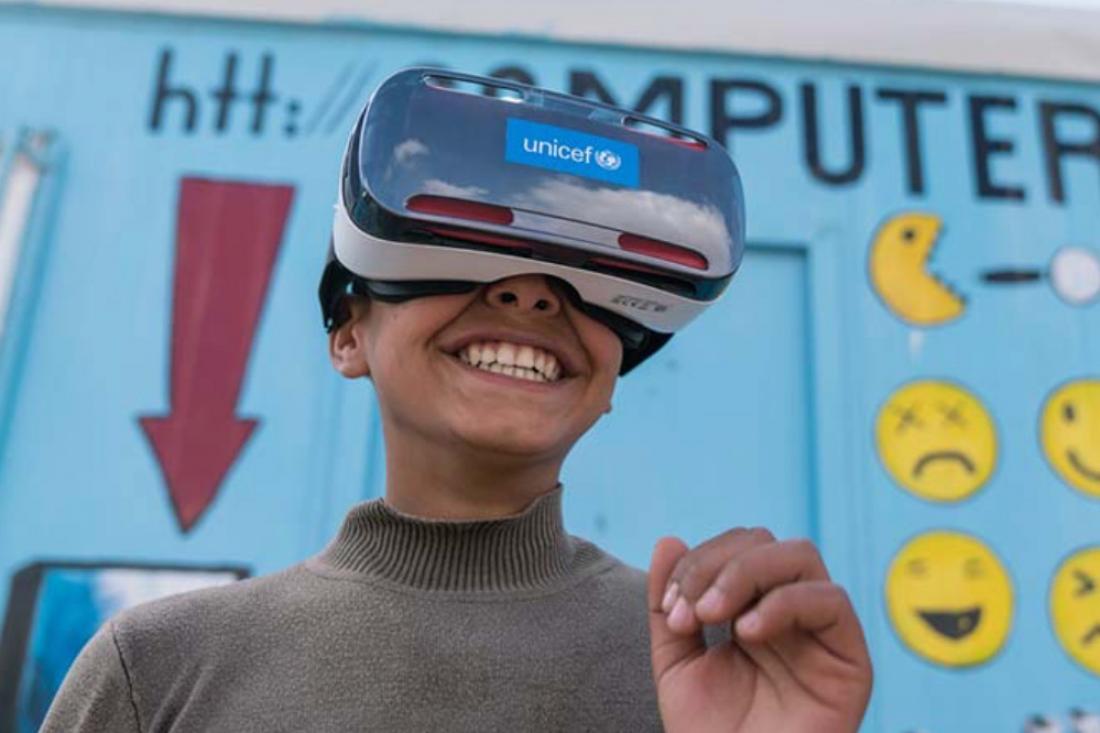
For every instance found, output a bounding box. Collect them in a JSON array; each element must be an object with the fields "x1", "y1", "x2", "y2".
[{"x1": 44, "y1": 69, "x2": 871, "y2": 731}]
